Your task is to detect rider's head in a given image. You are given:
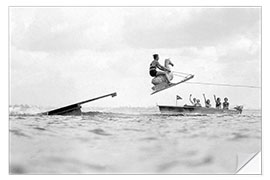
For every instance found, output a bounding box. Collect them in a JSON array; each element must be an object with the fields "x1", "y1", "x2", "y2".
[{"x1": 153, "y1": 54, "x2": 159, "y2": 60}]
